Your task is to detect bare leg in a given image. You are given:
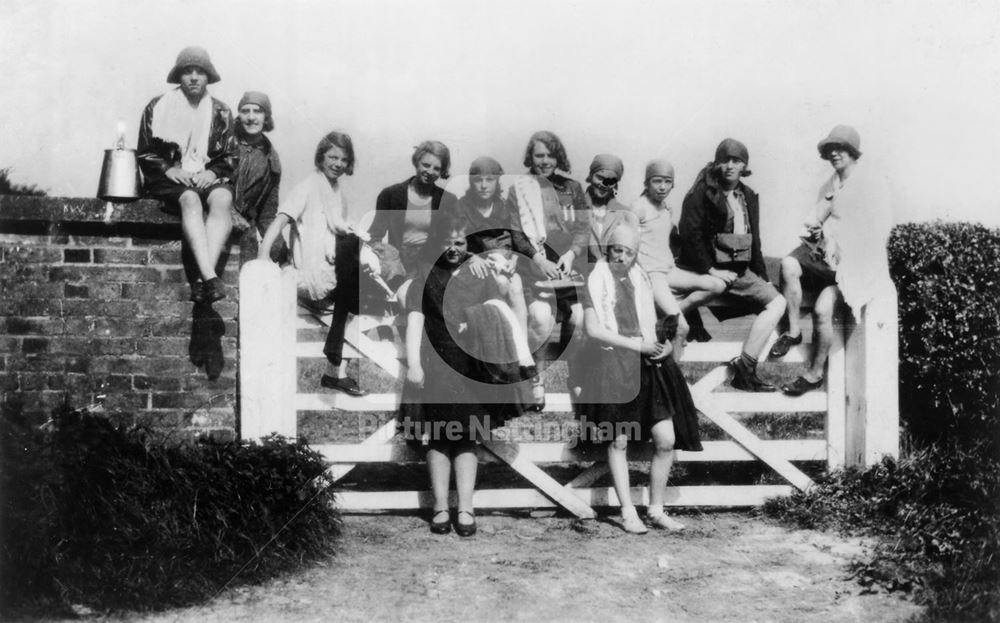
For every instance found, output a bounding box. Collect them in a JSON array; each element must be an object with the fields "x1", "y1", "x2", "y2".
[
  {"x1": 649, "y1": 272, "x2": 682, "y2": 316},
  {"x1": 503, "y1": 274, "x2": 529, "y2": 332},
  {"x1": 647, "y1": 419, "x2": 684, "y2": 529},
  {"x1": 650, "y1": 272, "x2": 688, "y2": 360},
  {"x1": 527, "y1": 300, "x2": 555, "y2": 350},
  {"x1": 426, "y1": 444, "x2": 452, "y2": 513},
  {"x1": 744, "y1": 294, "x2": 786, "y2": 360},
  {"x1": 453, "y1": 440, "x2": 478, "y2": 517},
  {"x1": 204, "y1": 187, "x2": 234, "y2": 276},
  {"x1": 607, "y1": 434, "x2": 632, "y2": 508},
  {"x1": 680, "y1": 286, "x2": 722, "y2": 314},
  {"x1": 780, "y1": 257, "x2": 804, "y2": 338},
  {"x1": 608, "y1": 434, "x2": 646, "y2": 532},
  {"x1": 806, "y1": 285, "x2": 840, "y2": 382},
  {"x1": 670, "y1": 269, "x2": 727, "y2": 314},
  {"x1": 178, "y1": 191, "x2": 215, "y2": 281},
  {"x1": 648, "y1": 419, "x2": 676, "y2": 509}
]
